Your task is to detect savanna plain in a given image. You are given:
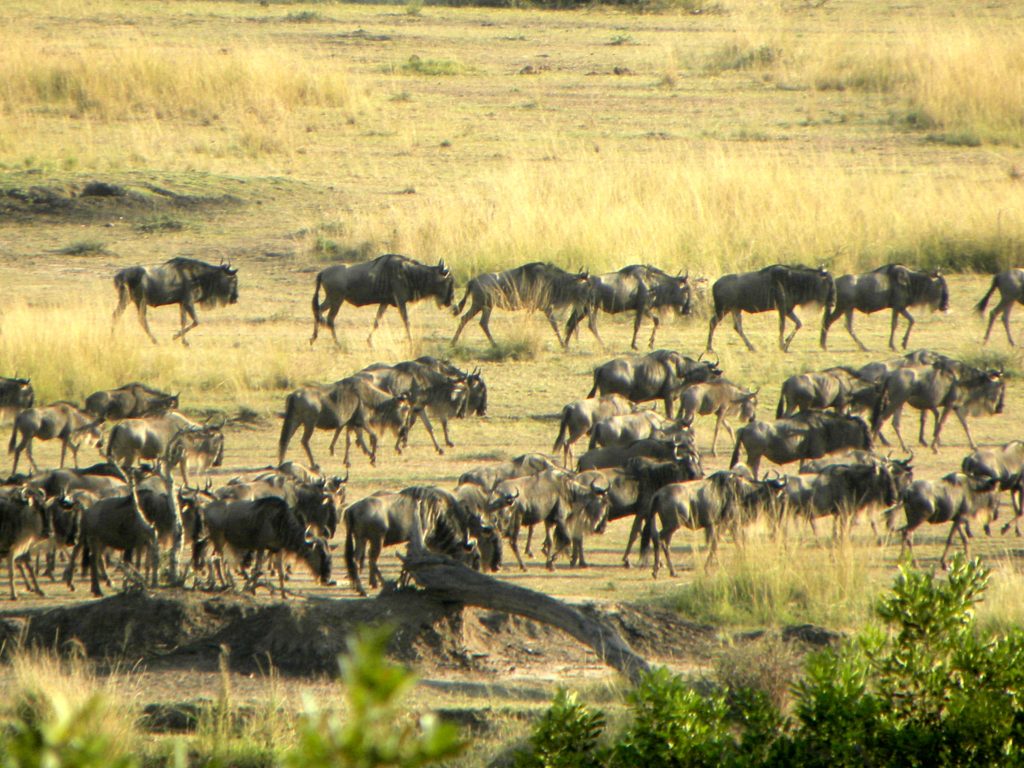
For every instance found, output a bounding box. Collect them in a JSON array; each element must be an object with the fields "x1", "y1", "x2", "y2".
[{"x1": 2, "y1": 0, "x2": 1024, "y2": 764}]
